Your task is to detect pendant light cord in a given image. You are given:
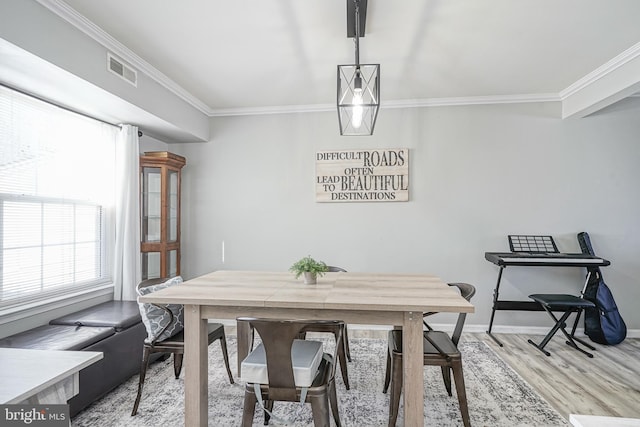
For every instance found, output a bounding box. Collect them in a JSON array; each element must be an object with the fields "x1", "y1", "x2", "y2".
[{"x1": 354, "y1": 0, "x2": 360, "y2": 67}]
